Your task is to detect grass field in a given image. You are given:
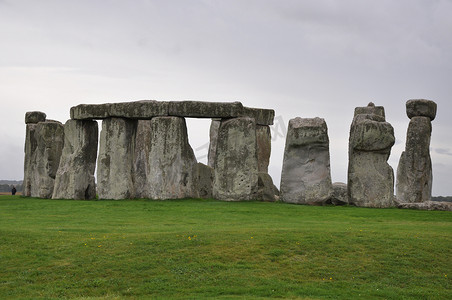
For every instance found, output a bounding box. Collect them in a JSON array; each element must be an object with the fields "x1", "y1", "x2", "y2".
[{"x1": 0, "y1": 195, "x2": 451, "y2": 299}]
